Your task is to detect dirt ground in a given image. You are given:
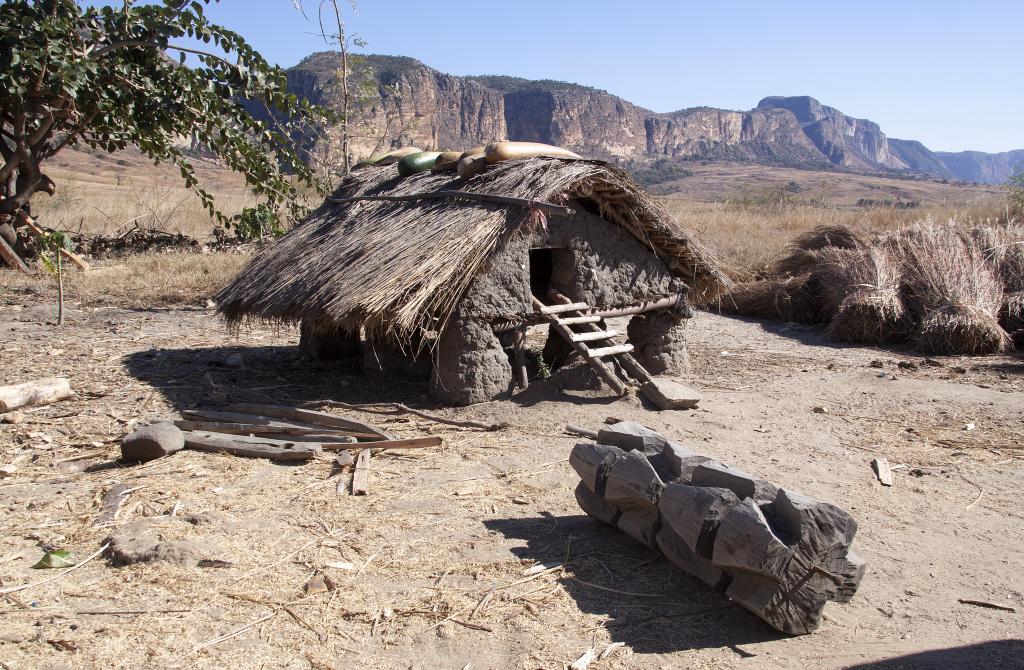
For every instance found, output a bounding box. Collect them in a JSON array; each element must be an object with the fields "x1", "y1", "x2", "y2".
[{"x1": 1, "y1": 292, "x2": 1022, "y2": 670}]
